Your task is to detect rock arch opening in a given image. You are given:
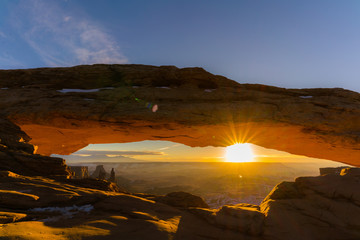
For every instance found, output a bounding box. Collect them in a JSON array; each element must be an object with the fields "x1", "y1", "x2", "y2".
[{"x1": 54, "y1": 140, "x2": 348, "y2": 208}]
